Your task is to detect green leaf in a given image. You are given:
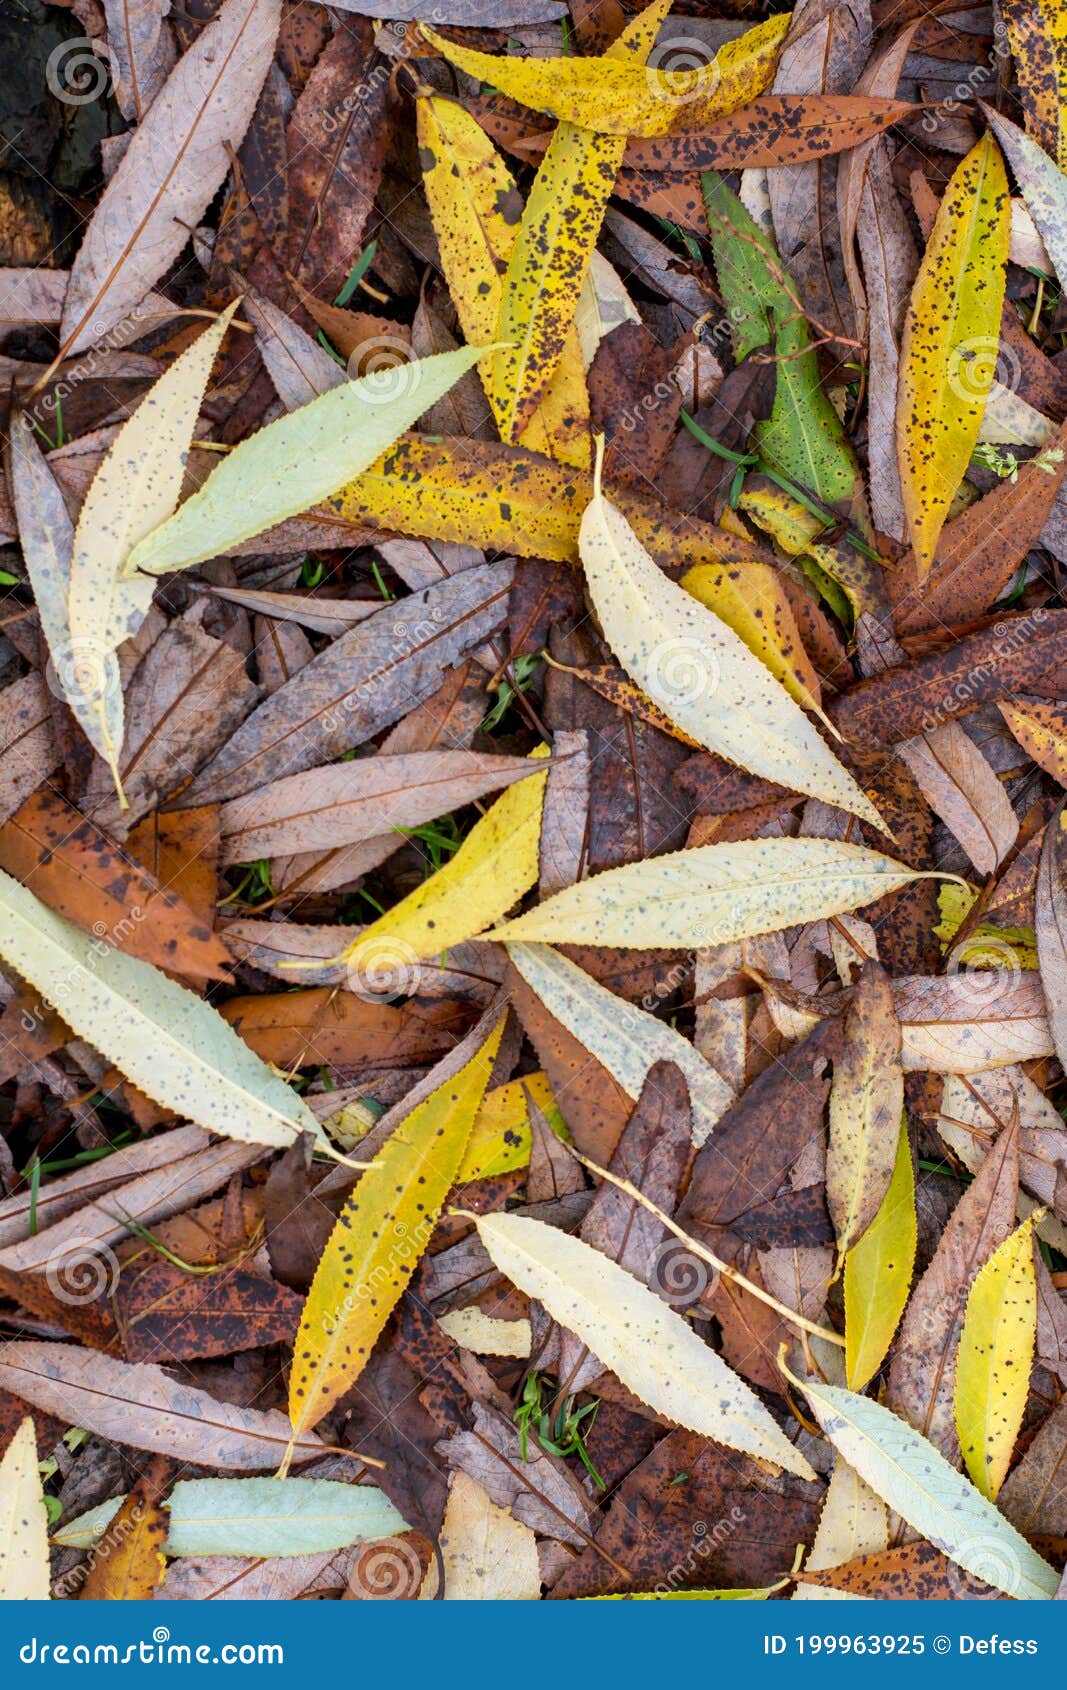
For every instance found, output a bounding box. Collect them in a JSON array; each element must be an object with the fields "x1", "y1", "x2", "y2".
[
  {"x1": 795, "y1": 1374, "x2": 1059, "y2": 1599},
  {"x1": 0, "y1": 868, "x2": 321, "y2": 1149},
  {"x1": 126, "y1": 344, "x2": 493, "y2": 577}
]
